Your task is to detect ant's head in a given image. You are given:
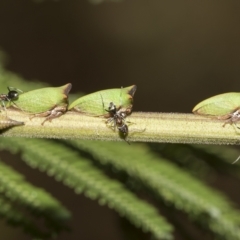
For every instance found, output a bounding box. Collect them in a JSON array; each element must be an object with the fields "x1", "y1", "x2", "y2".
[
  {"x1": 7, "y1": 90, "x2": 19, "y2": 100},
  {"x1": 108, "y1": 102, "x2": 117, "y2": 112}
]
